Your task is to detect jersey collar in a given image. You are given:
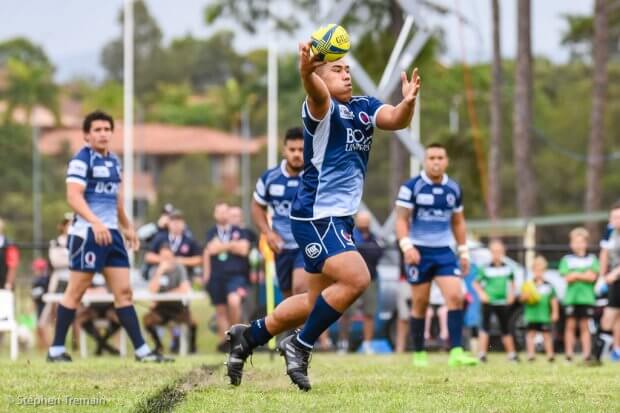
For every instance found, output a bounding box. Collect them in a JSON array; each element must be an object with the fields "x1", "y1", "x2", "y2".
[
  {"x1": 280, "y1": 160, "x2": 302, "y2": 178},
  {"x1": 421, "y1": 170, "x2": 448, "y2": 185}
]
